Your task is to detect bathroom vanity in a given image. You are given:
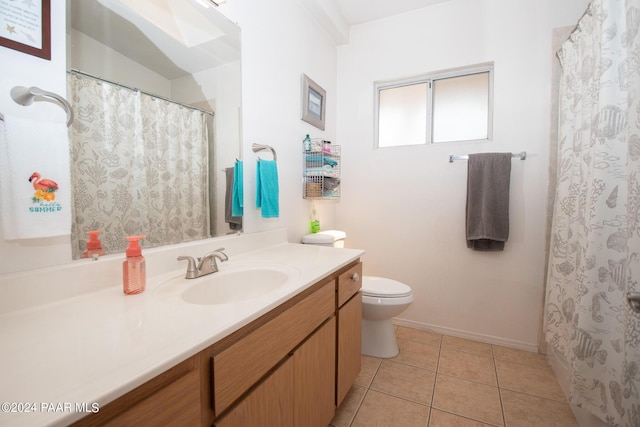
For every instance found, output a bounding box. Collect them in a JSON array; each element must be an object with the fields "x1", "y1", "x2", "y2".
[{"x1": 0, "y1": 230, "x2": 363, "y2": 427}]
